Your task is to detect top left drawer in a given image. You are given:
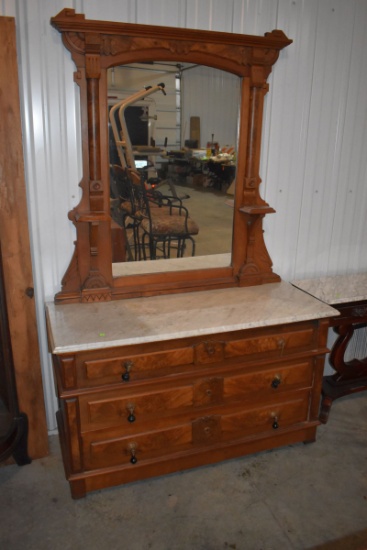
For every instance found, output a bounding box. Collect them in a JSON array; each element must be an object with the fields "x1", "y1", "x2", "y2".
[{"x1": 53, "y1": 344, "x2": 195, "y2": 391}]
